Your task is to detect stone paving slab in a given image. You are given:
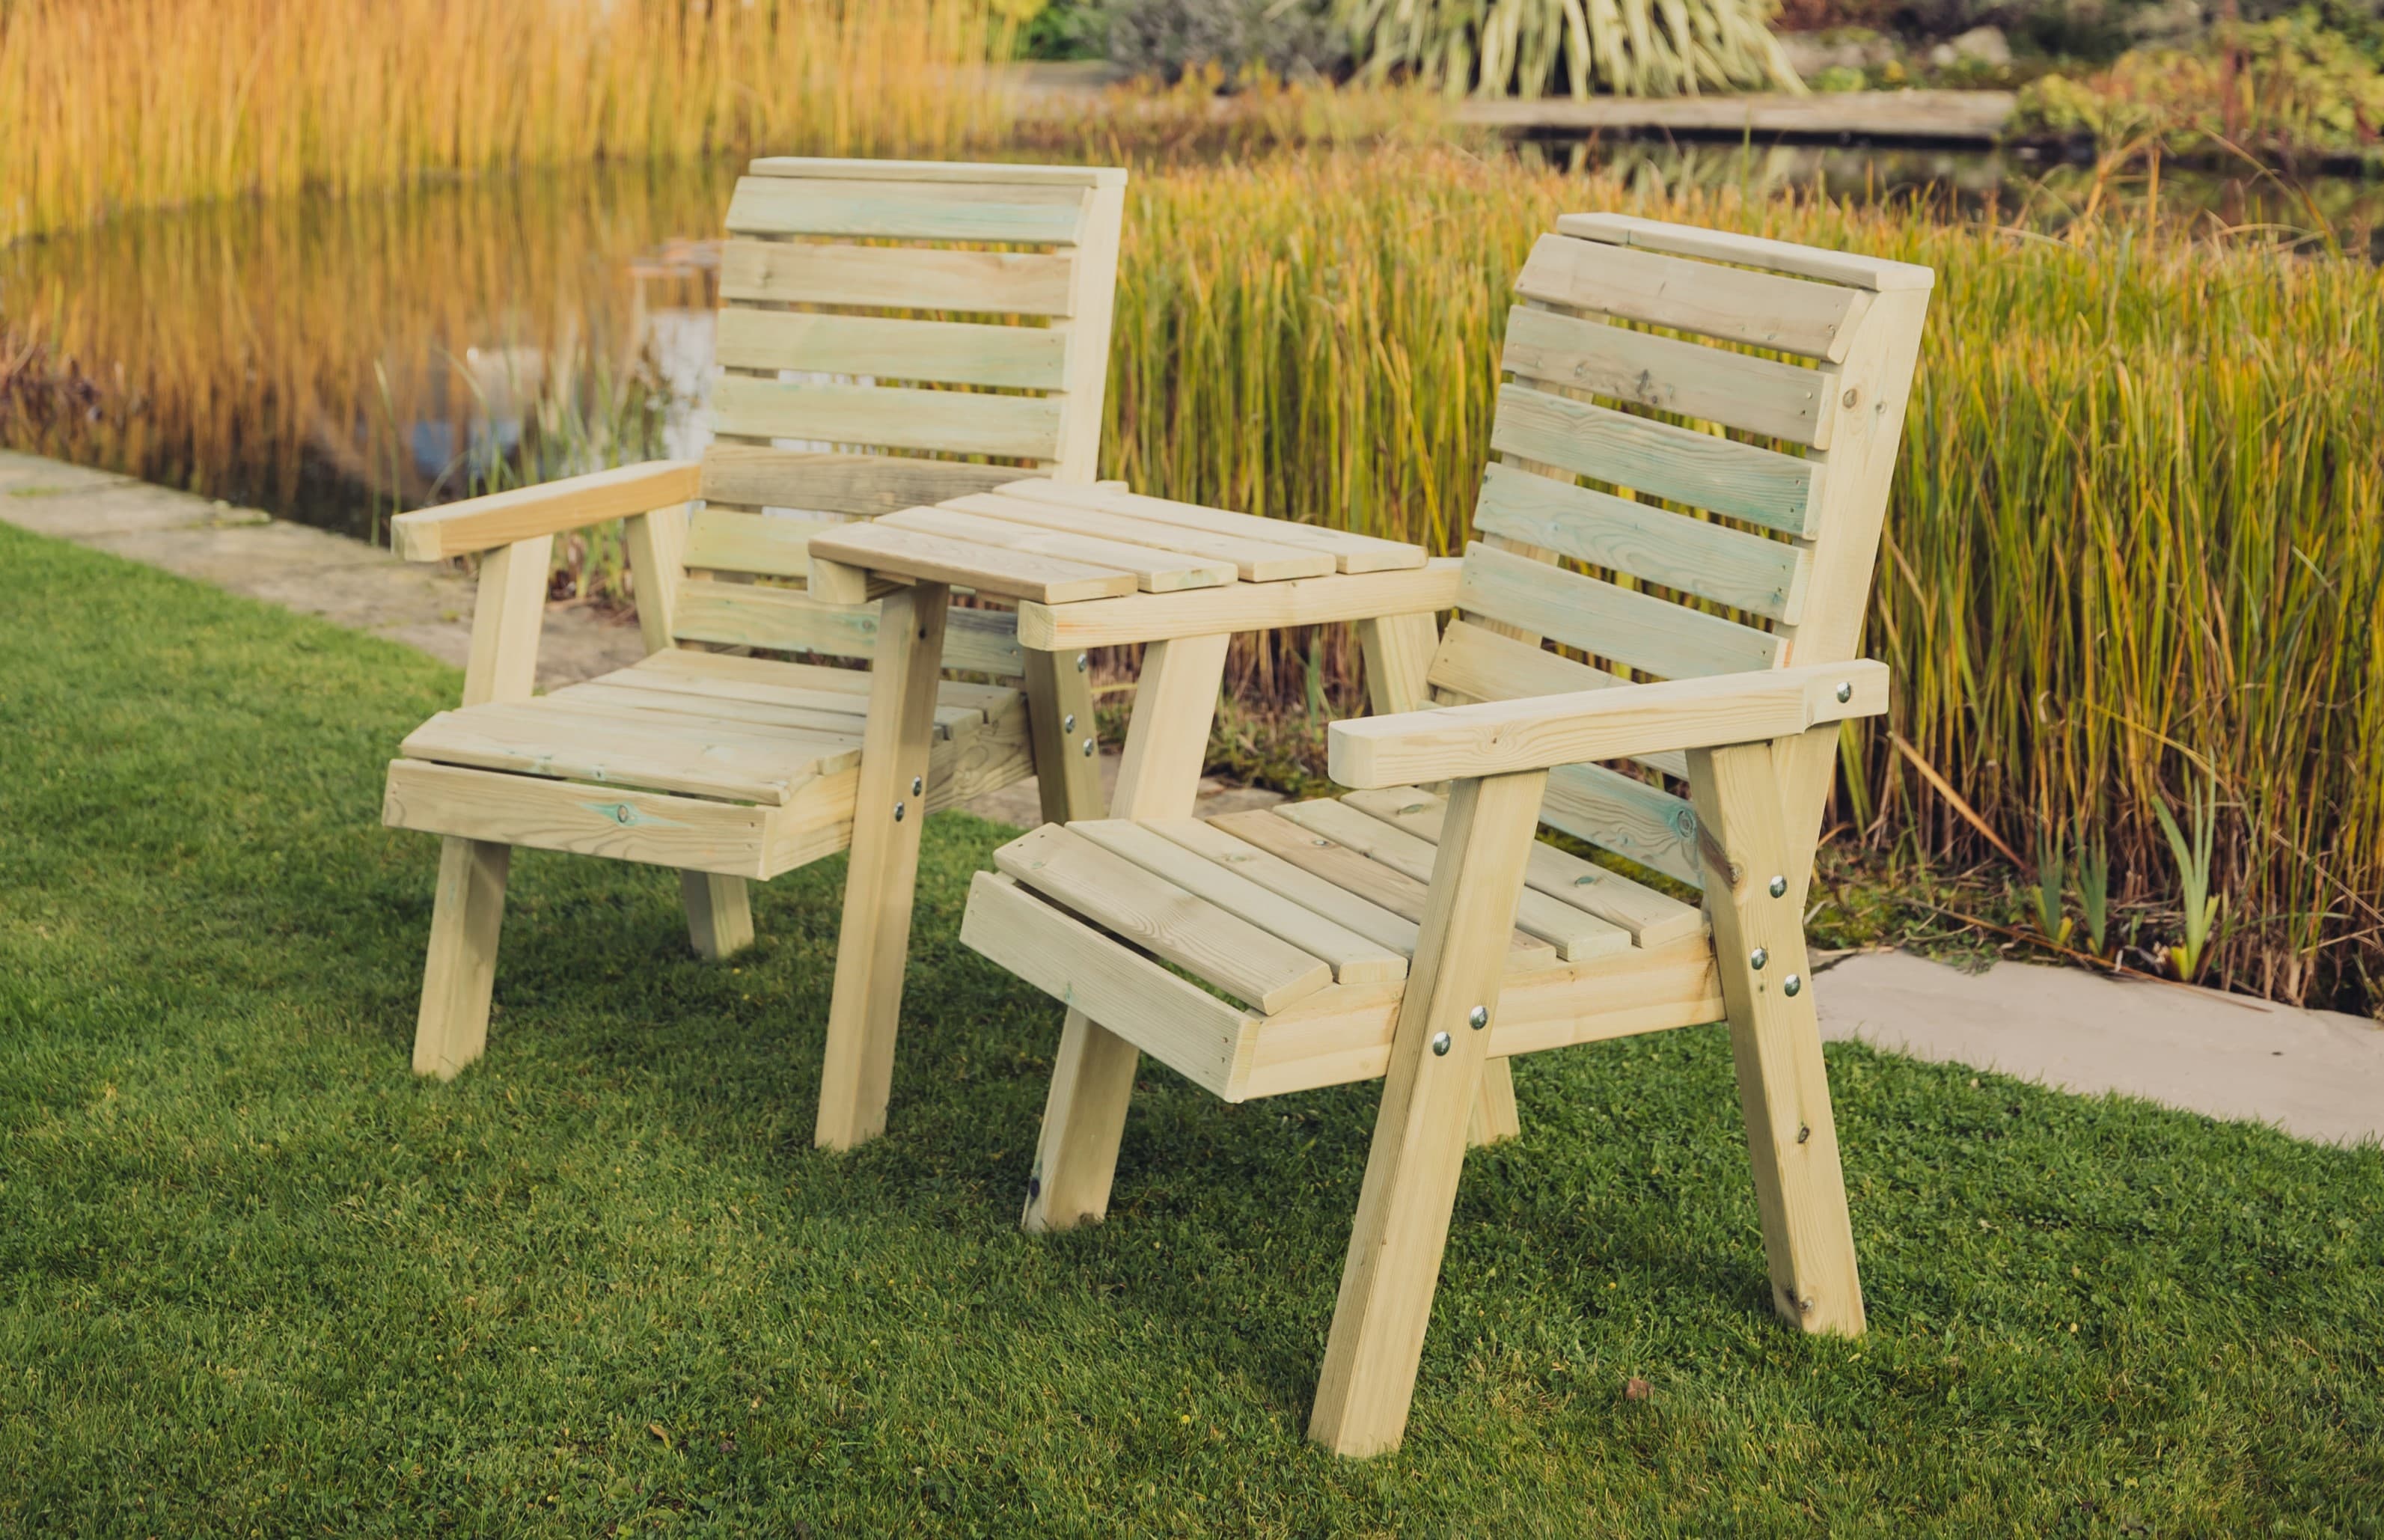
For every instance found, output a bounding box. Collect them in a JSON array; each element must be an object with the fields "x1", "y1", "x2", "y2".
[{"x1": 1819, "y1": 950, "x2": 2384, "y2": 1146}]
